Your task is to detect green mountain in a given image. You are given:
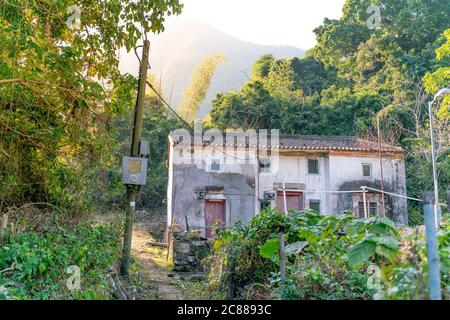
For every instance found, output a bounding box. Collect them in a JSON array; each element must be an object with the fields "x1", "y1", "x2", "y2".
[{"x1": 119, "y1": 19, "x2": 305, "y2": 118}]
